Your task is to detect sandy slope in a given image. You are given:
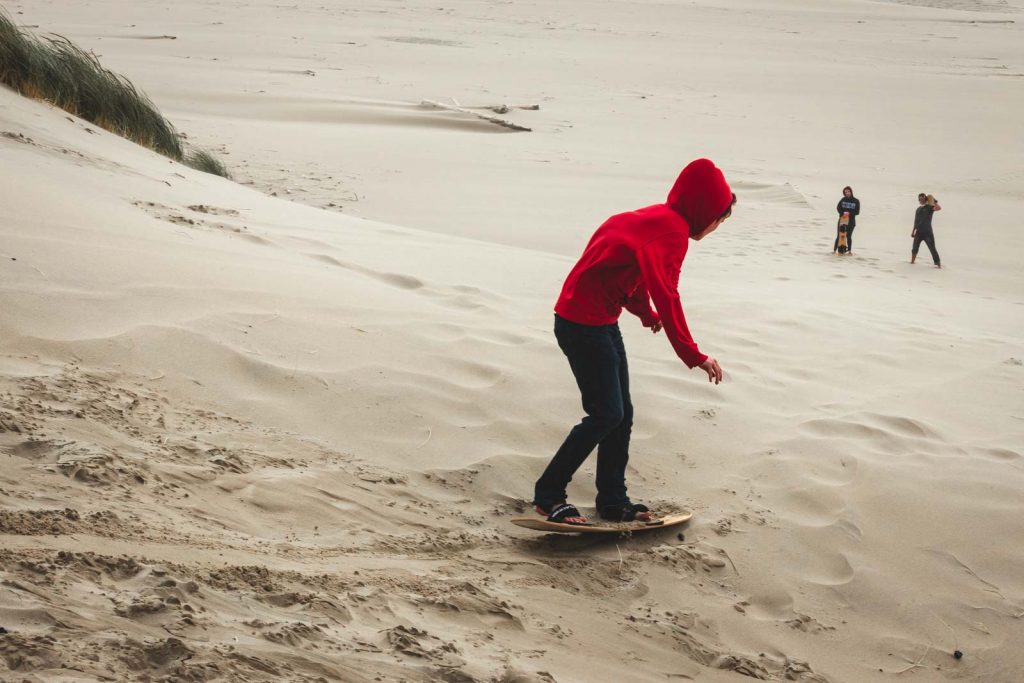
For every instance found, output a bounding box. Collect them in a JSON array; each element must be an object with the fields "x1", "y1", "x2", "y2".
[{"x1": 2, "y1": 0, "x2": 1024, "y2": 681}]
